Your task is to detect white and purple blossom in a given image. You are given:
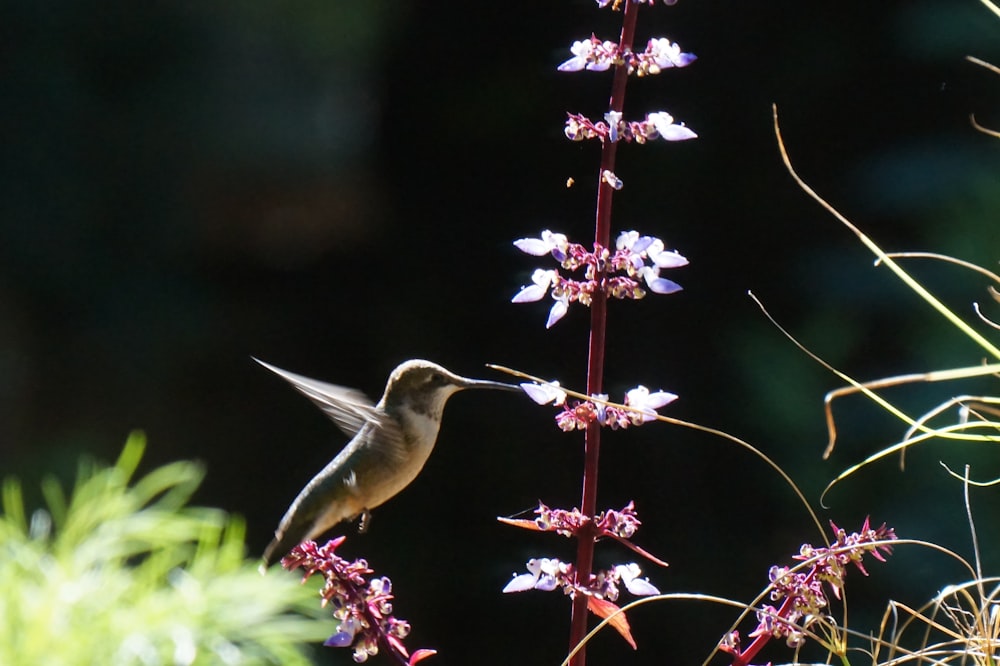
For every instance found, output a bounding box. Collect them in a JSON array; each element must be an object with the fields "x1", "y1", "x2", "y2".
[
  {"x1": 616, "y1": 230, "x2": 654, "y2": 254},
  {"x1": 557, "y1": 39, "x2": 595, "y2": 72},
  {"x1": 558, "y1": 33, "x2": 695, "y2": 77},
  {"x1": 502, "y1": 558, "x2": 571, "y2": 594},
  {"x1": 614, "y1": 230, "x2": 686, "y2": 295},
  {"x1": 548, "y1": 385, "x2": 677, "y2": 431},
  {"x1": 513, "y1": 230, "x2": 686, "y2": 327},
  {"x1": 283, "y1": 539, "x2": 433, "y2": 664},
  {"x1": 614, "y1": 563, "x2": 661, "y2": 596},
  {"x1": 646, "y1": 237, "x2": 689, "y2": 268},
  {"x1": 557, "y1": 36, "x2": 618, "y2": 72},
  {"x1": 546, "y1": 295, "x2": 570, "y2": 328},
  {"x1": 624, "y1": 385, "x2": 678, "y2": 423},
  {"x1": 645, "y1": 37, "x2": 697, "y2": 70},
  {"x1": 639, "y1": 266, "x2": 682, "y2": 295},
  {"x1": 647, "y1": 111, "x2": 698, "y2": 141},
  {"x1": 511, "y1": 268, "x2": 557, "y2": 304},
  {"x1": 503, "y1": 557, "x2": 660, "y2": 601},
  {"x1": 513, "y1": 229, "x2": 569, "y2": 260},
  {"x1": 602, "y1": 169, "x2": 624, "y2": 190},
  {"x1": 520, "y1": 381, "x2": 568, "y2": 406},
  {"x1": 604, "y1": 111, "x2": 623, "y2": 142},
  {"x1": 563, "y1": 112, "x2": 697, "y2": 144}
]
